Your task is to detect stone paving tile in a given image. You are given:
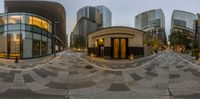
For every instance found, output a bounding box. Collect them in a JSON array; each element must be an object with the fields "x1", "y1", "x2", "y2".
[
  {"x1": 23, "y1": 74, "x2": 35, "y2": 83},
  {"x1": 0, "y1": 89, "x2": 63, "y2": 98},
  {"x1": 107, "y1": 83, "x2": 130, "y2": 91},
  {"x1": 169, "y1": 74, "x2": 181, "y2": 79},
  {"x1": 33, "y1": 68, "x2": 58, "y2": 78},
  {"x1": 46, "y1": 80, "x2": 97, "y2": 89},
  {"x1": 145, "y1": 71, "x2": 158, "y2": 77},
  {"x1": 130, "y1": 73, "x2": 143, "y2": 81},
  {"x1": 104, "y1": 70, "x2": 122, "y2": 75},
  {"x1": 69, "y1": 71, "x2": 79, "y2": 75}
]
